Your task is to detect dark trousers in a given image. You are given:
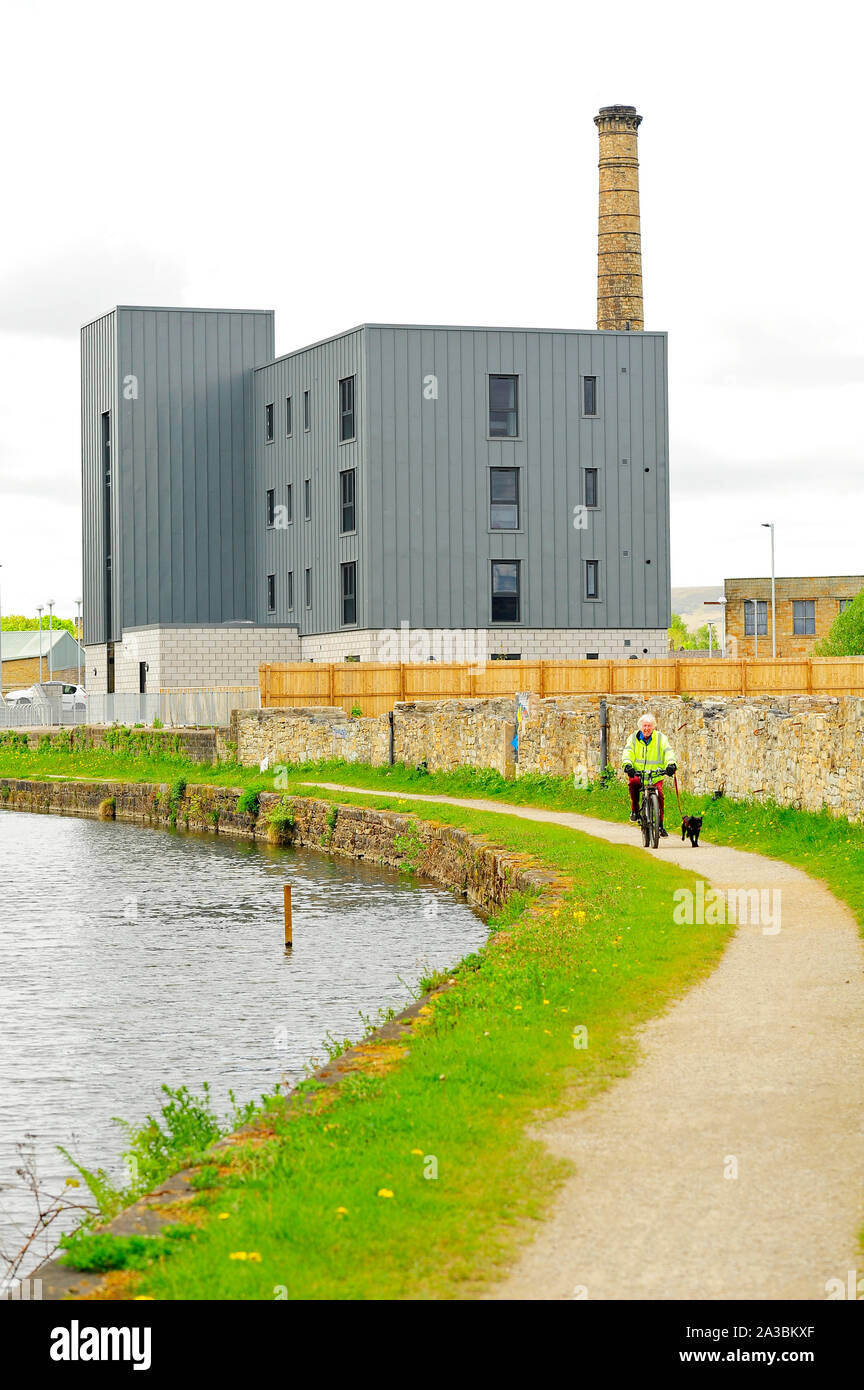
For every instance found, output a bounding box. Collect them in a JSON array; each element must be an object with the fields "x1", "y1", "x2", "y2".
[{"x1": 629, "y1": 776, "x2": 665, "y2": 821}]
